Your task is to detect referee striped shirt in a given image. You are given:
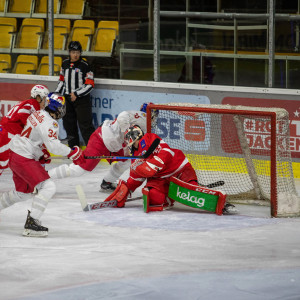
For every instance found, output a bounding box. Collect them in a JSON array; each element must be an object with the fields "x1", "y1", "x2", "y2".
[{"x1": 55, "y1": 58, "x2": 94, "y2": 97}]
